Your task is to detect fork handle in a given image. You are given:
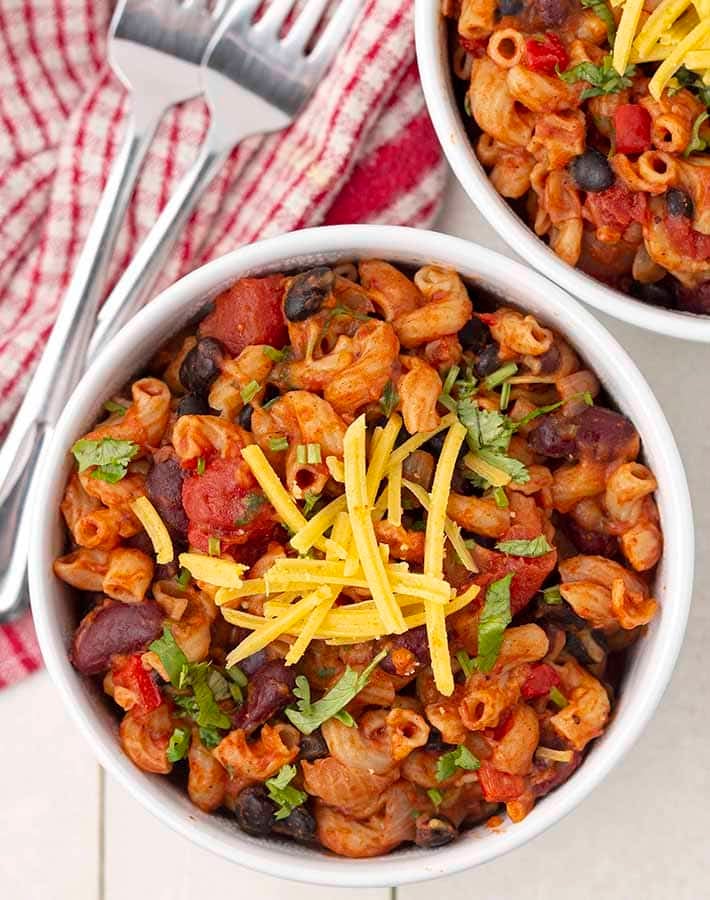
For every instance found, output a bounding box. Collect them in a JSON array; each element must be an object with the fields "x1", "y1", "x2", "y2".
[
  {"x1": 90, "y1": 135, "x2": 231, "y2": 355},
  {"x1": 0, "y1": 110, "x2": 160, "y2": 623}
]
